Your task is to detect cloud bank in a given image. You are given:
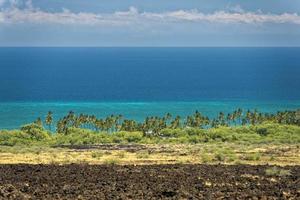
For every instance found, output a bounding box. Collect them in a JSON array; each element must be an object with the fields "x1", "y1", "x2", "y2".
[{"x1": 0, "y1": 3, "x2": 300, "y2": 26}]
